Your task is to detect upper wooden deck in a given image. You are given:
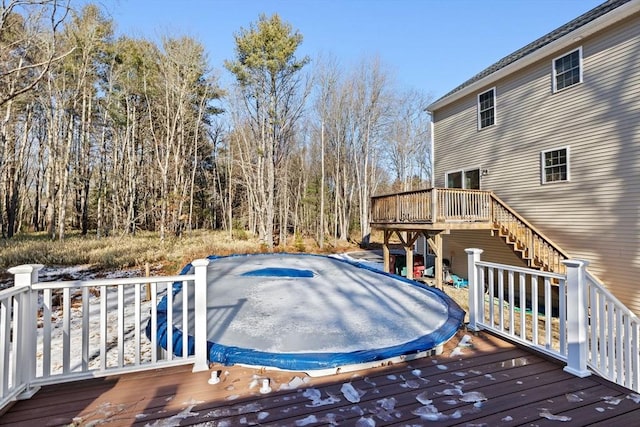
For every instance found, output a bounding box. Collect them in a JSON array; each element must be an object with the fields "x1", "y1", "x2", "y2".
[
  {"x1": 3, "y1": 329, "x2": 640, "y2": 426},
  {"x1": 371, "y1": 188, "x2": 494, "y2": 230},
  {"x1": 371, "y1": 188, "x2": 570, "y2": 274}
]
